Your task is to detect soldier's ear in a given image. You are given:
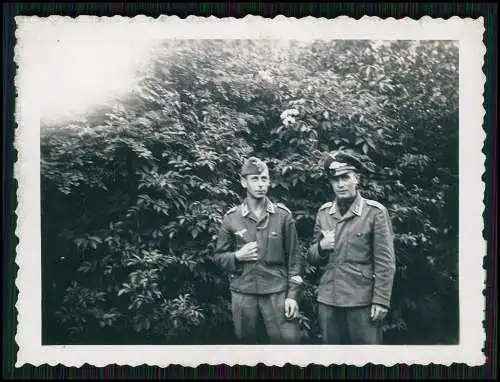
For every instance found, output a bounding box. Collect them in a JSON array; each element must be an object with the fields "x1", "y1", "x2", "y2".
[
  {"x1": 240, "y1": 175, "x2": 248, "y2": 189},
  {"x1": 351, "y1": 172, "x2": 360, "y2": 185}
]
